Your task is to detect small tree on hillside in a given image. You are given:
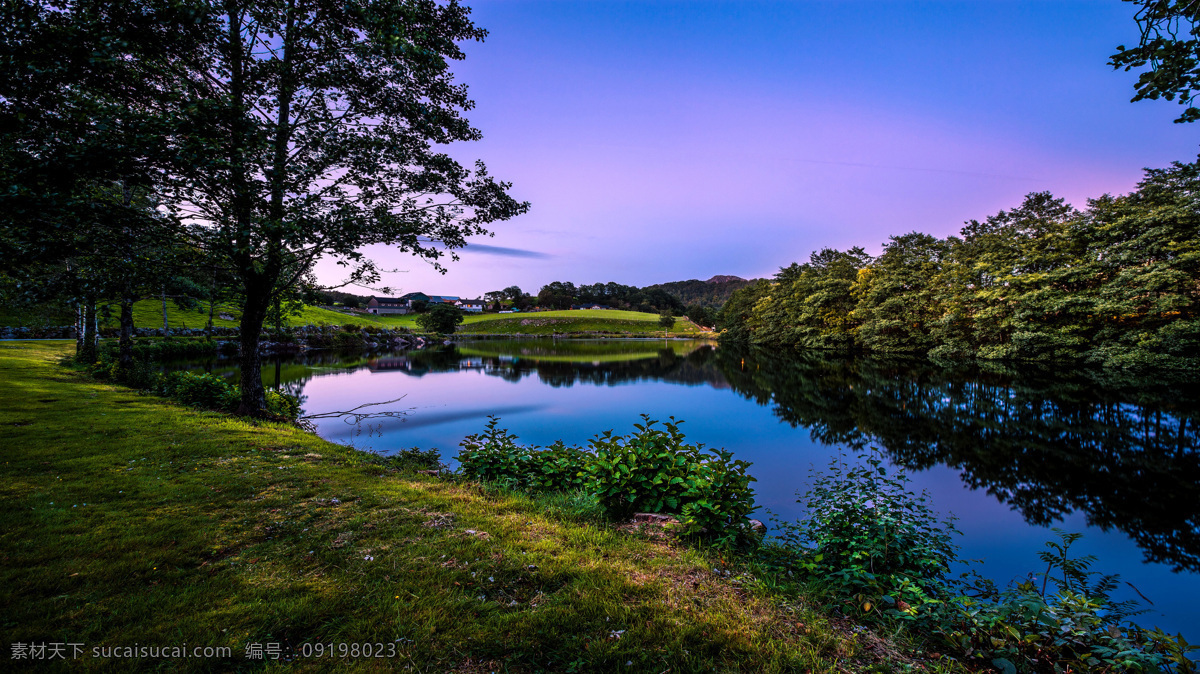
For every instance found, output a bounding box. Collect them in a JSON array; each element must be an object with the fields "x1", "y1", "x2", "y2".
[
  {"x1": 416, "y1": 303, "x2": 464, "y2": 335},
  {"x1": 659, "y1": 311, "x2": 676, "y2": 331},
  {"x1": 685, "y1": 305, "x2": 714, "y2": 329}
]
